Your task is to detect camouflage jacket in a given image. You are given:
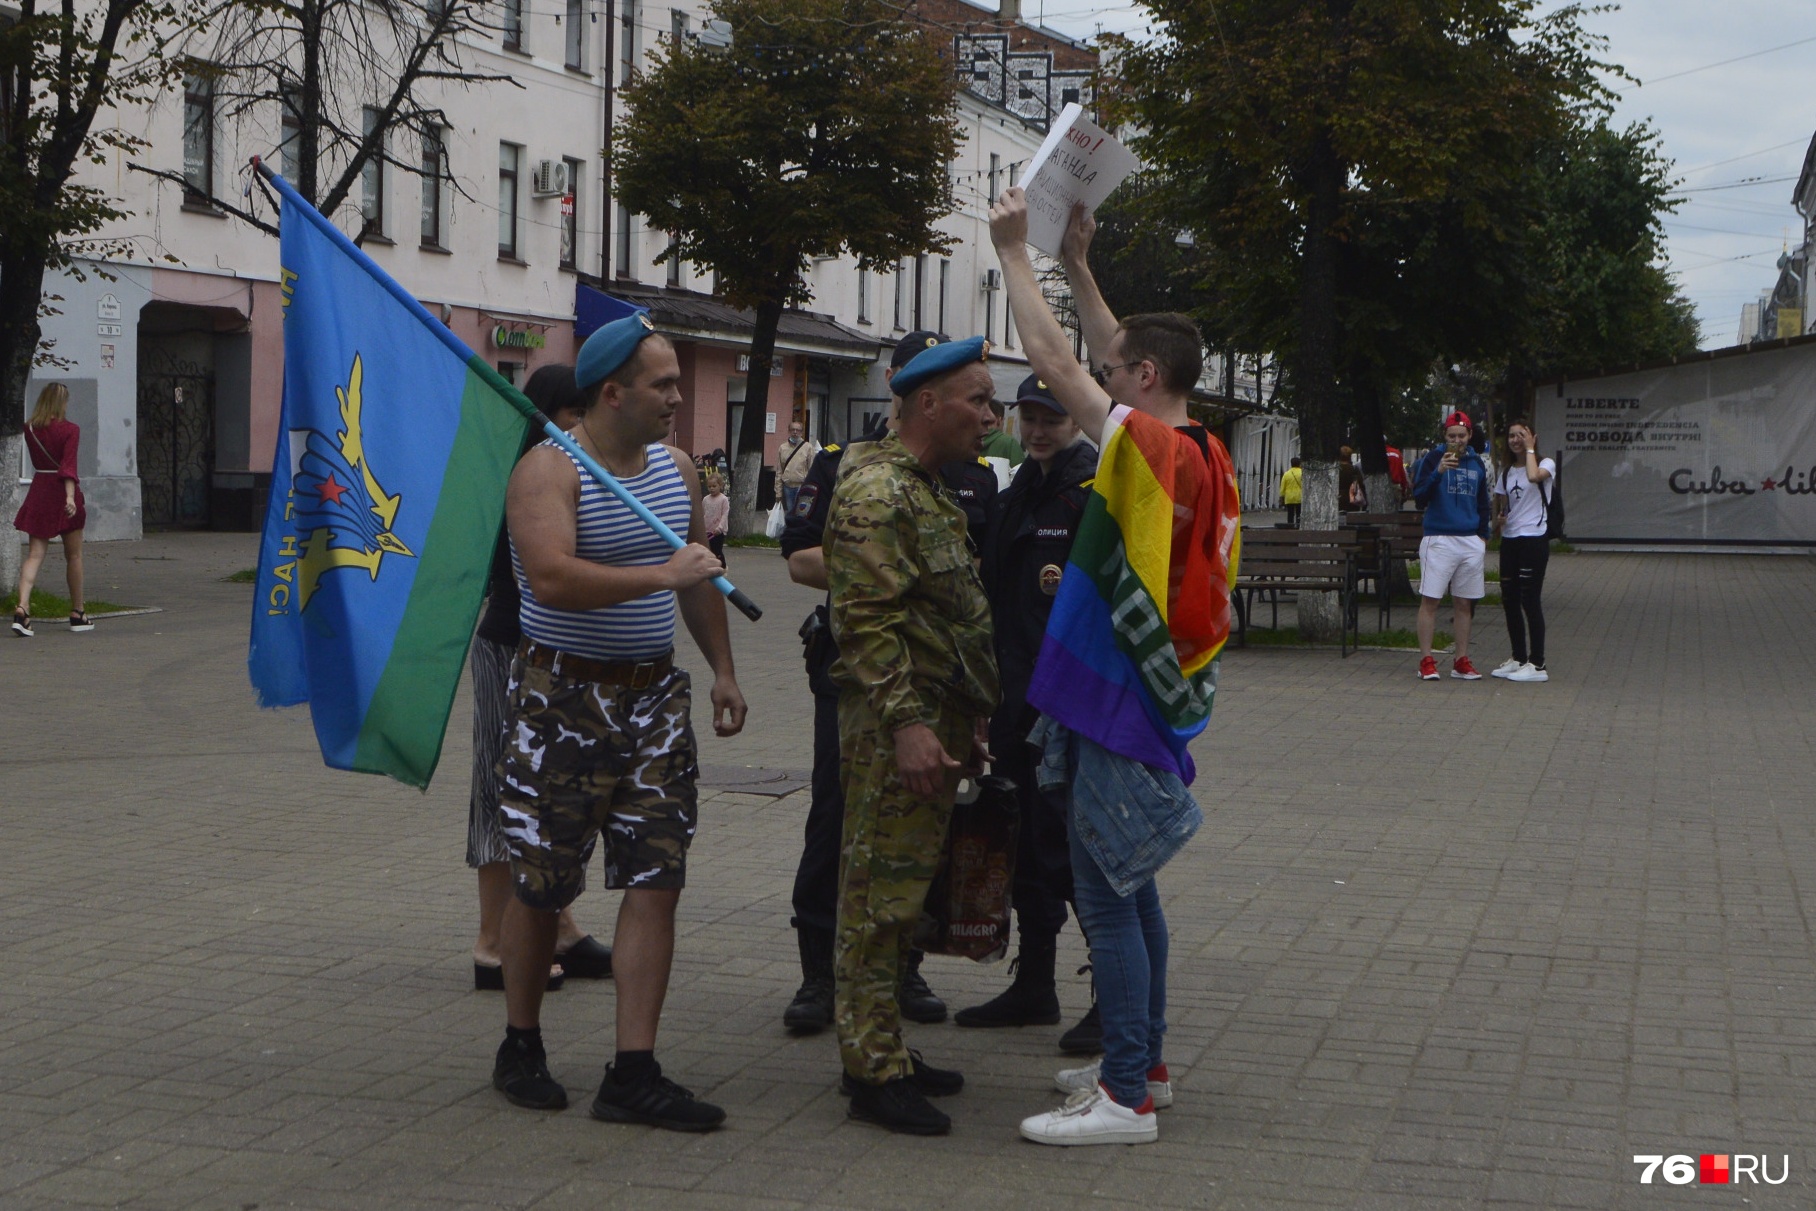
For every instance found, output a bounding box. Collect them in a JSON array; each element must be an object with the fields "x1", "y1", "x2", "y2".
[{"x1": 824, "y1": 432, "x2": 999, "y2": 733}]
